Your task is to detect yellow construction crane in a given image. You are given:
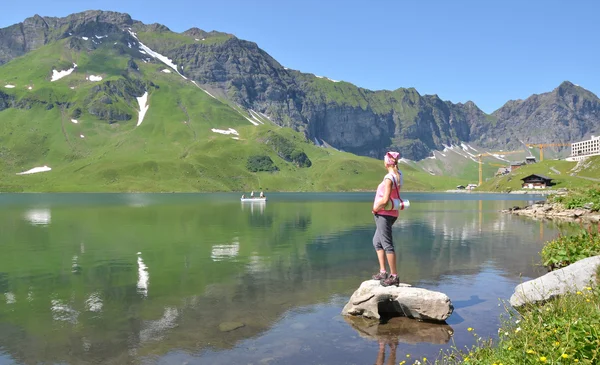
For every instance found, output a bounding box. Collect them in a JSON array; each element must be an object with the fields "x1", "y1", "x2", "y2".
[
  {"x1": 477, "y1": 151, "x2": 524, "y2": 186},
  {"x1": 526, "y1": 143, "x2": 570, "y2": 161}
]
